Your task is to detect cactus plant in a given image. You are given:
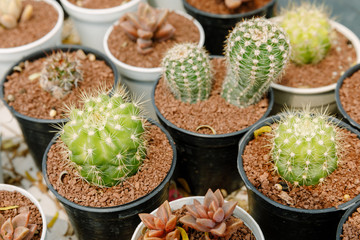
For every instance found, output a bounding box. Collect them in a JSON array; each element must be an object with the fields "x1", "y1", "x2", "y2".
[
  {"x1": 0, "y1": 0, "x2": 33, "y2": 29},
  {"x1": 271, "y1": 109, "x2": 340, "y2": 186},
  {"x1": 39, "y1": 51, "x2": 83, "y2": 100},
  {"x1": 60, "y1": 88, "x2": 147, "y2": 187},
  {"x1": 221, "y1": 17, "x2": 291, "y2": 108},
  {"x1": 162, "y1": 43, "x2": 213, "y2": 104},
  {"x1": 119, "y1": 2, "x2": 175, "y2": 54},
  {"x1": 279, "y1": 2, "x2": 332, "y2": 65}
]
